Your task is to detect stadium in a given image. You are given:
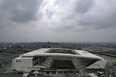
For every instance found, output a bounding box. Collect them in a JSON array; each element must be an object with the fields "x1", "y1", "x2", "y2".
[{"x1": 12, "y1": 48, "x2": 107, "y2": 76}]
